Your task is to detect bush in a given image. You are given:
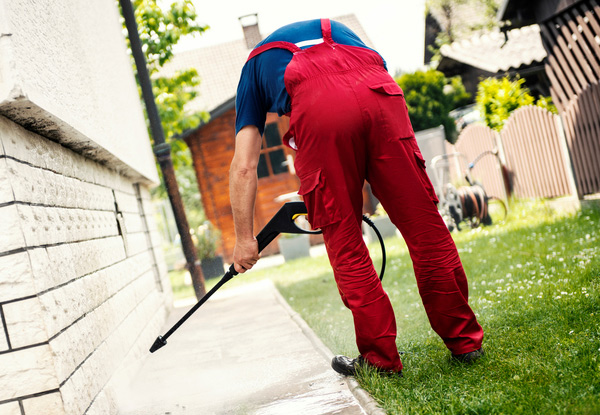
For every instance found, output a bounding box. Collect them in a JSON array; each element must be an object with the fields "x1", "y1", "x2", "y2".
[
  {"x1": 396, "y1": 69, "x2": 470, "y2": 143},
  {"x1": 476, "y1": 76, "x2": 557, "y2": 131}
]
